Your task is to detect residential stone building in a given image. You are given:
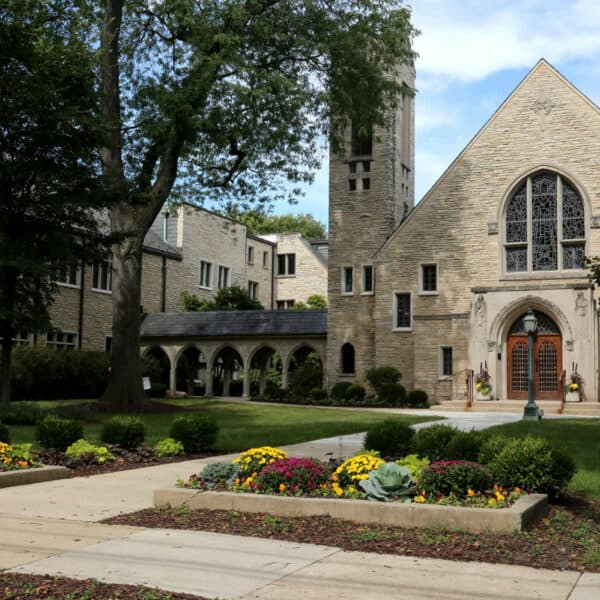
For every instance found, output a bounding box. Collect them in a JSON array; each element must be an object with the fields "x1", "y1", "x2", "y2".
[{"x1": 327, "y1": 59, "x2": 600, "y2": 405}]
